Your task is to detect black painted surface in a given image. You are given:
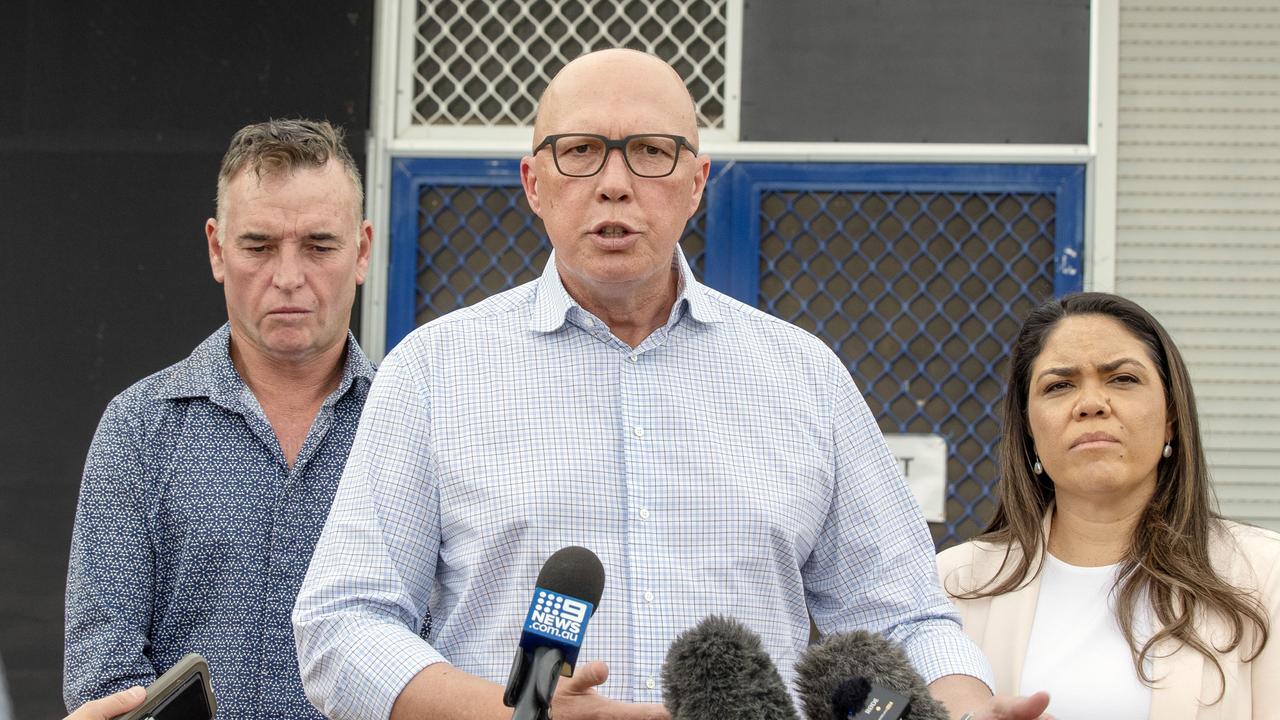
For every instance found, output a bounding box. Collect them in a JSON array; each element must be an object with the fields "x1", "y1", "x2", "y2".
[
  {"x1": 0, "y1": 3, "x2": 372, "y2": 717},
  {"x1": 741, "y1": 0, "x2": 1090, "y2": 143}
]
